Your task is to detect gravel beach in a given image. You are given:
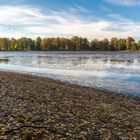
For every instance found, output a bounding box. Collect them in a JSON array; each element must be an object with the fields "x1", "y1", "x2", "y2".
[{"x1": 0, "y1": 71, "x2": 140, "y2": 140}]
